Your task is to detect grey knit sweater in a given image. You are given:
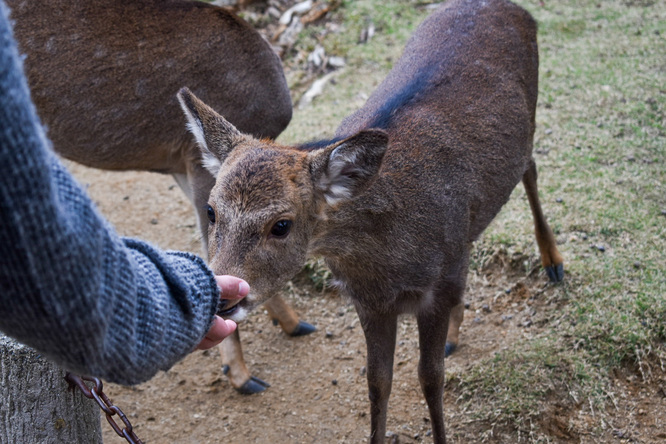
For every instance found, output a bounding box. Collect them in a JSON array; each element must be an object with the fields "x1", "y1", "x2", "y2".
[{"x1": 0, "y1": 0, "x2": 219, "y2": 385}]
